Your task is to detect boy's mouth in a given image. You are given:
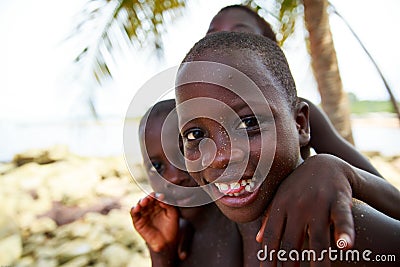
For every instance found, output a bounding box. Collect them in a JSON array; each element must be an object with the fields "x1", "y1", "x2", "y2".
[
  {"x1": 210, "y1": 175, "x2": 262, "y2": 208},
  {"x1": 214, "y1": 177, "x2": 257, "y2": 196}
]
